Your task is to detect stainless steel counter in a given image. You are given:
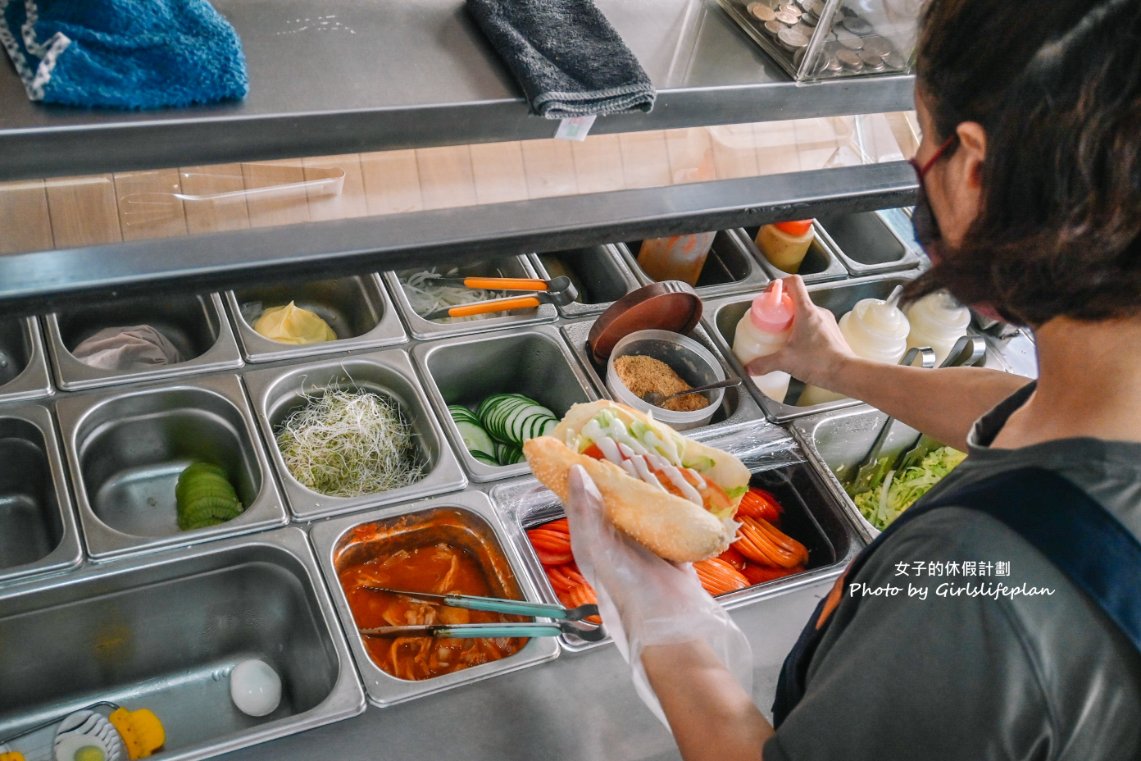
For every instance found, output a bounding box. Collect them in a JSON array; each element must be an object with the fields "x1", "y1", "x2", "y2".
[
  {"x1": 0, "y1": 0, "x2": 912, "y2": 180},
  {"x1": 214, "y1": 579, "x2": 830, "y2": 761}
]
